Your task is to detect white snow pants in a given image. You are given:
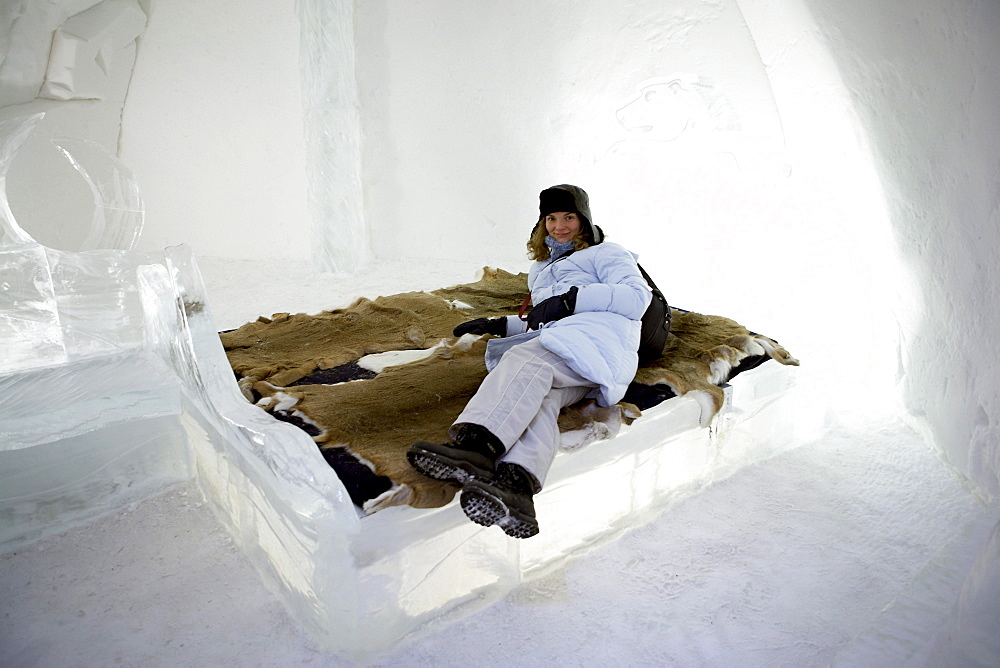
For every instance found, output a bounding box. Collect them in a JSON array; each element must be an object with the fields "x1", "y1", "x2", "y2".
[{"x1": 452, "y1": 337, "x2": 597, "y2": 489}]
